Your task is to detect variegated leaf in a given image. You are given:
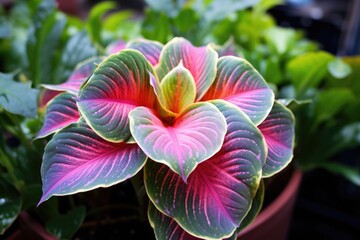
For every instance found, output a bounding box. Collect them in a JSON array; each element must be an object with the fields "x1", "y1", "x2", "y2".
[
  {"x1": 39, "y1": 121, "x2": 147, "y2": 204},
  {"x1": 36, "y1": 92, "x2": 80, "y2": 139},
  {"x1": 78, "y1": 50, "x2": 157, "y2": 142},
  {"x1": 258, "y1": 102, "x2": 295, "y2": 177},
  {"x1": 156, "y1": 37, "x2": 217, "y2": 101},
  {"x1": 202, "y1": 56, "x2": 274, "y2": 125},
  {"x1": 144, "y1": 100, "x2": 266, "y2": 239},
  {"x1": 130, "y1": 102, "x2": 227, "y2": 182}
]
